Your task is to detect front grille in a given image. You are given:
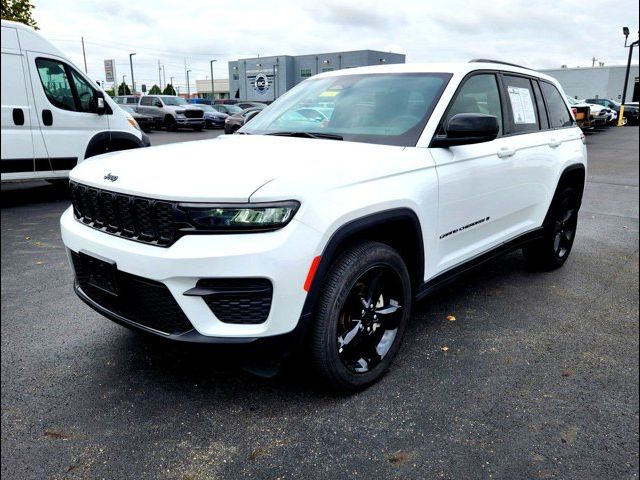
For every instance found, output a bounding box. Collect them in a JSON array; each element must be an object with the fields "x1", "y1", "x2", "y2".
[
  {"x1": 197, "y1": 279, "x2": 272, "y2": 324},
  {"x1": 185, "y1": 109, "x2": 204, "y2": 119},
  {"x1": 70, "y1": 182, "x2": 176, "y2": 246},
  {"x1": 71, "y1": 251, "x2": 193, "y2": 335}
]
